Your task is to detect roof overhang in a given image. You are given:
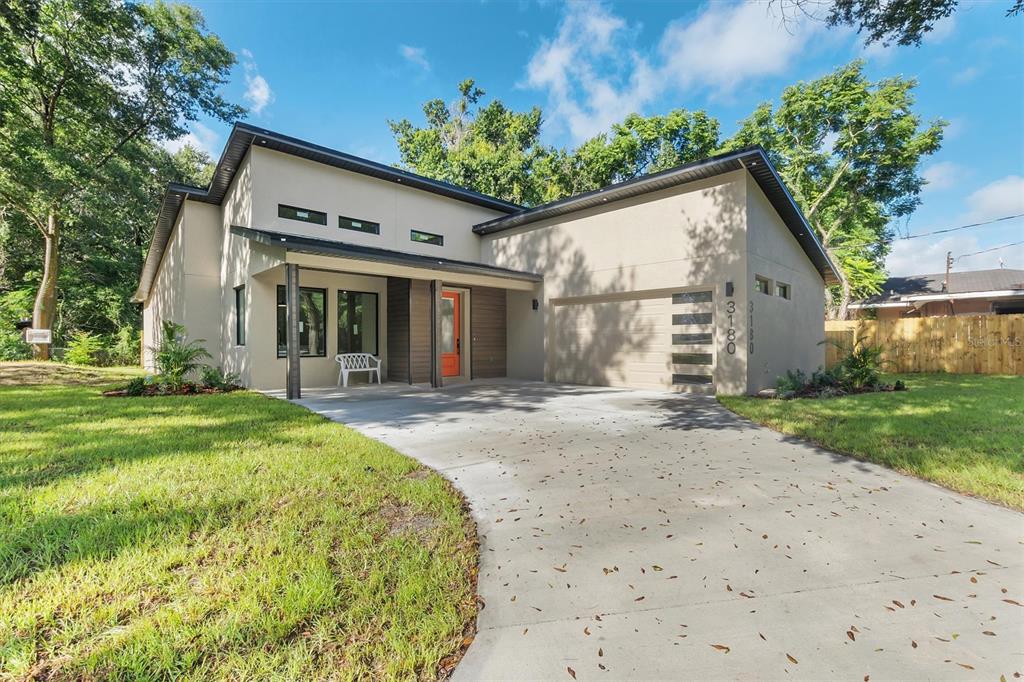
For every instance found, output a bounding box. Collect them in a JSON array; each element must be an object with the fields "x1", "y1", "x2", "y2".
[
  {"x1": 472, "y1": 146, "x2": 841, "y2": 286},
  {"x1": 850, "y1": 289, "x2": 1024, "y2": 308},
  {"x1": 230, "y1": 226, "x2": 543, "y2": 287},
  {"x1": 132, "y1": 182, "x2": 211, "y2": 302}
]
